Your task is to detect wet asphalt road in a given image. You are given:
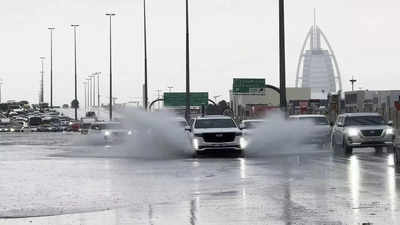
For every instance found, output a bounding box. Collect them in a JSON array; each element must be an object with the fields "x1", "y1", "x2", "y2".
[{"x1": 0, "y1": 133, "x2": 399, "y2": 225}]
